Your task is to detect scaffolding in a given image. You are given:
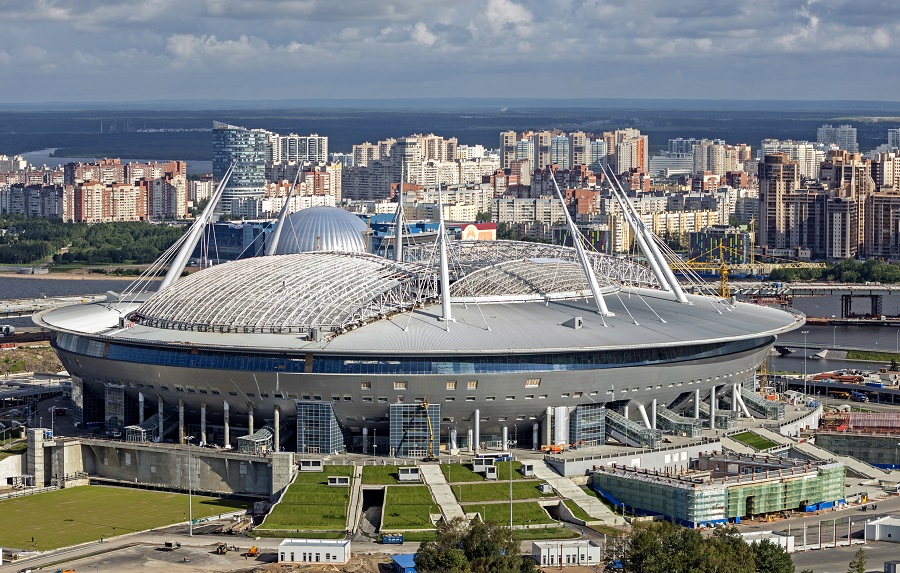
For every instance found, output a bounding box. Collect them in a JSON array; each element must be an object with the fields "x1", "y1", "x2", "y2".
[
  {"x1": 125, "y1": 412, "x2": 170, "y2": 443},
  {"x1": 389, "y1": 402, "x2": 440, "y2": 458},
  {"x1": 655, "y1": 406, "x2": 703, "y2": 438},
  {"x1": 238, "y1": 425, "x2": 275, "y2": 454},
  {"x1": 296, "y1": 401, "x2": 345, "y2": 455},
  {"x1": 569, "y1": 403, "x2": 606, "y2": 446},
  {"x1": 604, "y1": 409, "x2": 661, "y2": 449},
  {"x1": 823, "y1": 411, "x2": 900, "y2": 432},
  {"x1": 105, "y1": 383, "x2": 126, "y2": 437},
  {"x1": 741, "y1": 388, "x2": 785, "y2": 420}
]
